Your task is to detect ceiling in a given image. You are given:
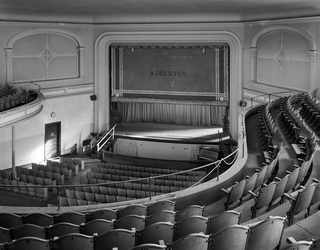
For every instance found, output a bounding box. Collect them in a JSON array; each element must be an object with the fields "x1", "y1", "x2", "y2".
[{"x1": 1, "y1": 0, "x2": 320, "y2": 22}]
